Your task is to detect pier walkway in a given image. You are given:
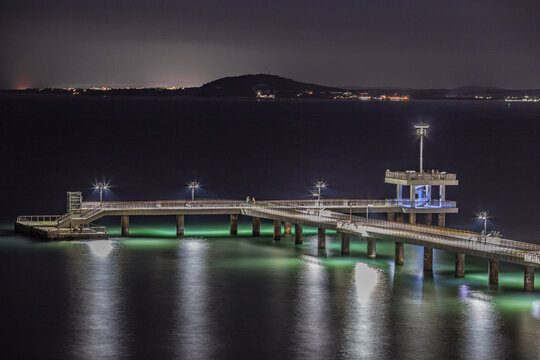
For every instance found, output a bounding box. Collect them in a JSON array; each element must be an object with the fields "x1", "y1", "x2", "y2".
[{"x1": 15, "y1": 198, "x2": 540, "y2": 291}]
